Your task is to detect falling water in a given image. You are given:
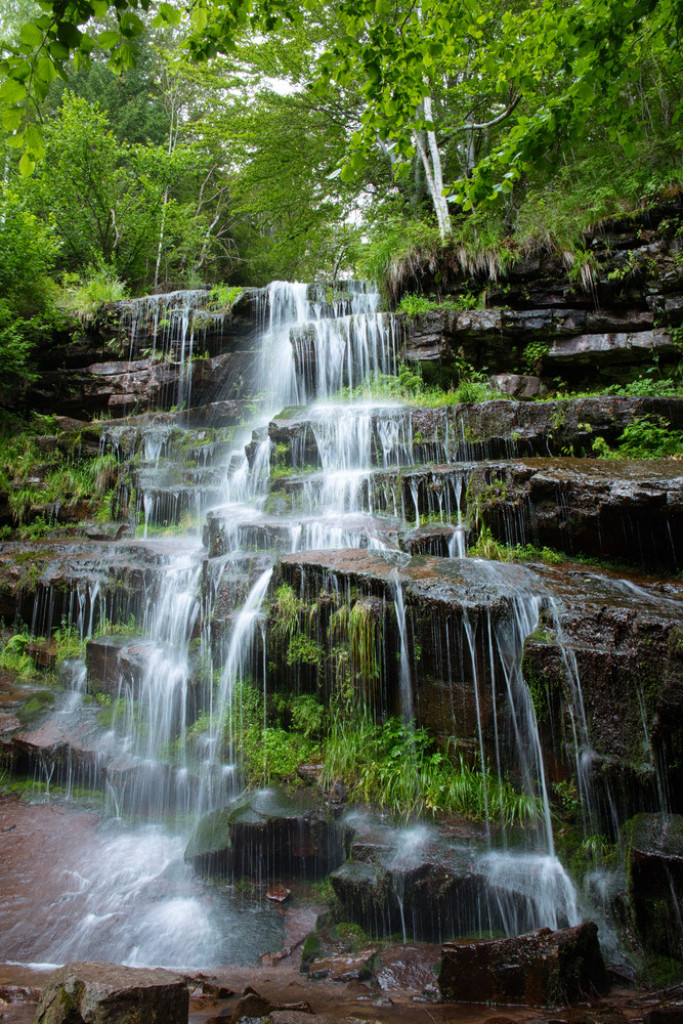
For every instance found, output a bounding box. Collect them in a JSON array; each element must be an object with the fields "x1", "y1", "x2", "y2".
[{"x1": 3, "y1": 277, "x2": 606, "y2": 967}]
